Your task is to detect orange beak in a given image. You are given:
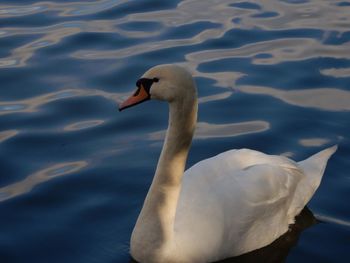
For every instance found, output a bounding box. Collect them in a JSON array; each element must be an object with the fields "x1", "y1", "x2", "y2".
[{"x1": 119, "y1": 84, "x2": 150, "y2": 111}]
